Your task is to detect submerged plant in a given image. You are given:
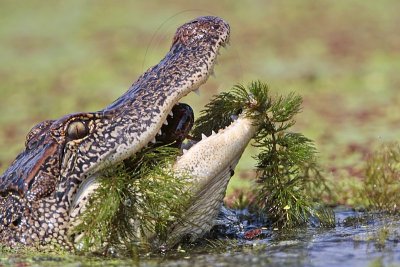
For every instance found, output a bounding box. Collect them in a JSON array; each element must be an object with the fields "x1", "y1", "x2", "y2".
[
  {"x1": 192, "y1": 81, "x2": 334, "y2": 228},
  {"x1": 363, "y1": 143, "x2": 400, "y2": 213}
]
